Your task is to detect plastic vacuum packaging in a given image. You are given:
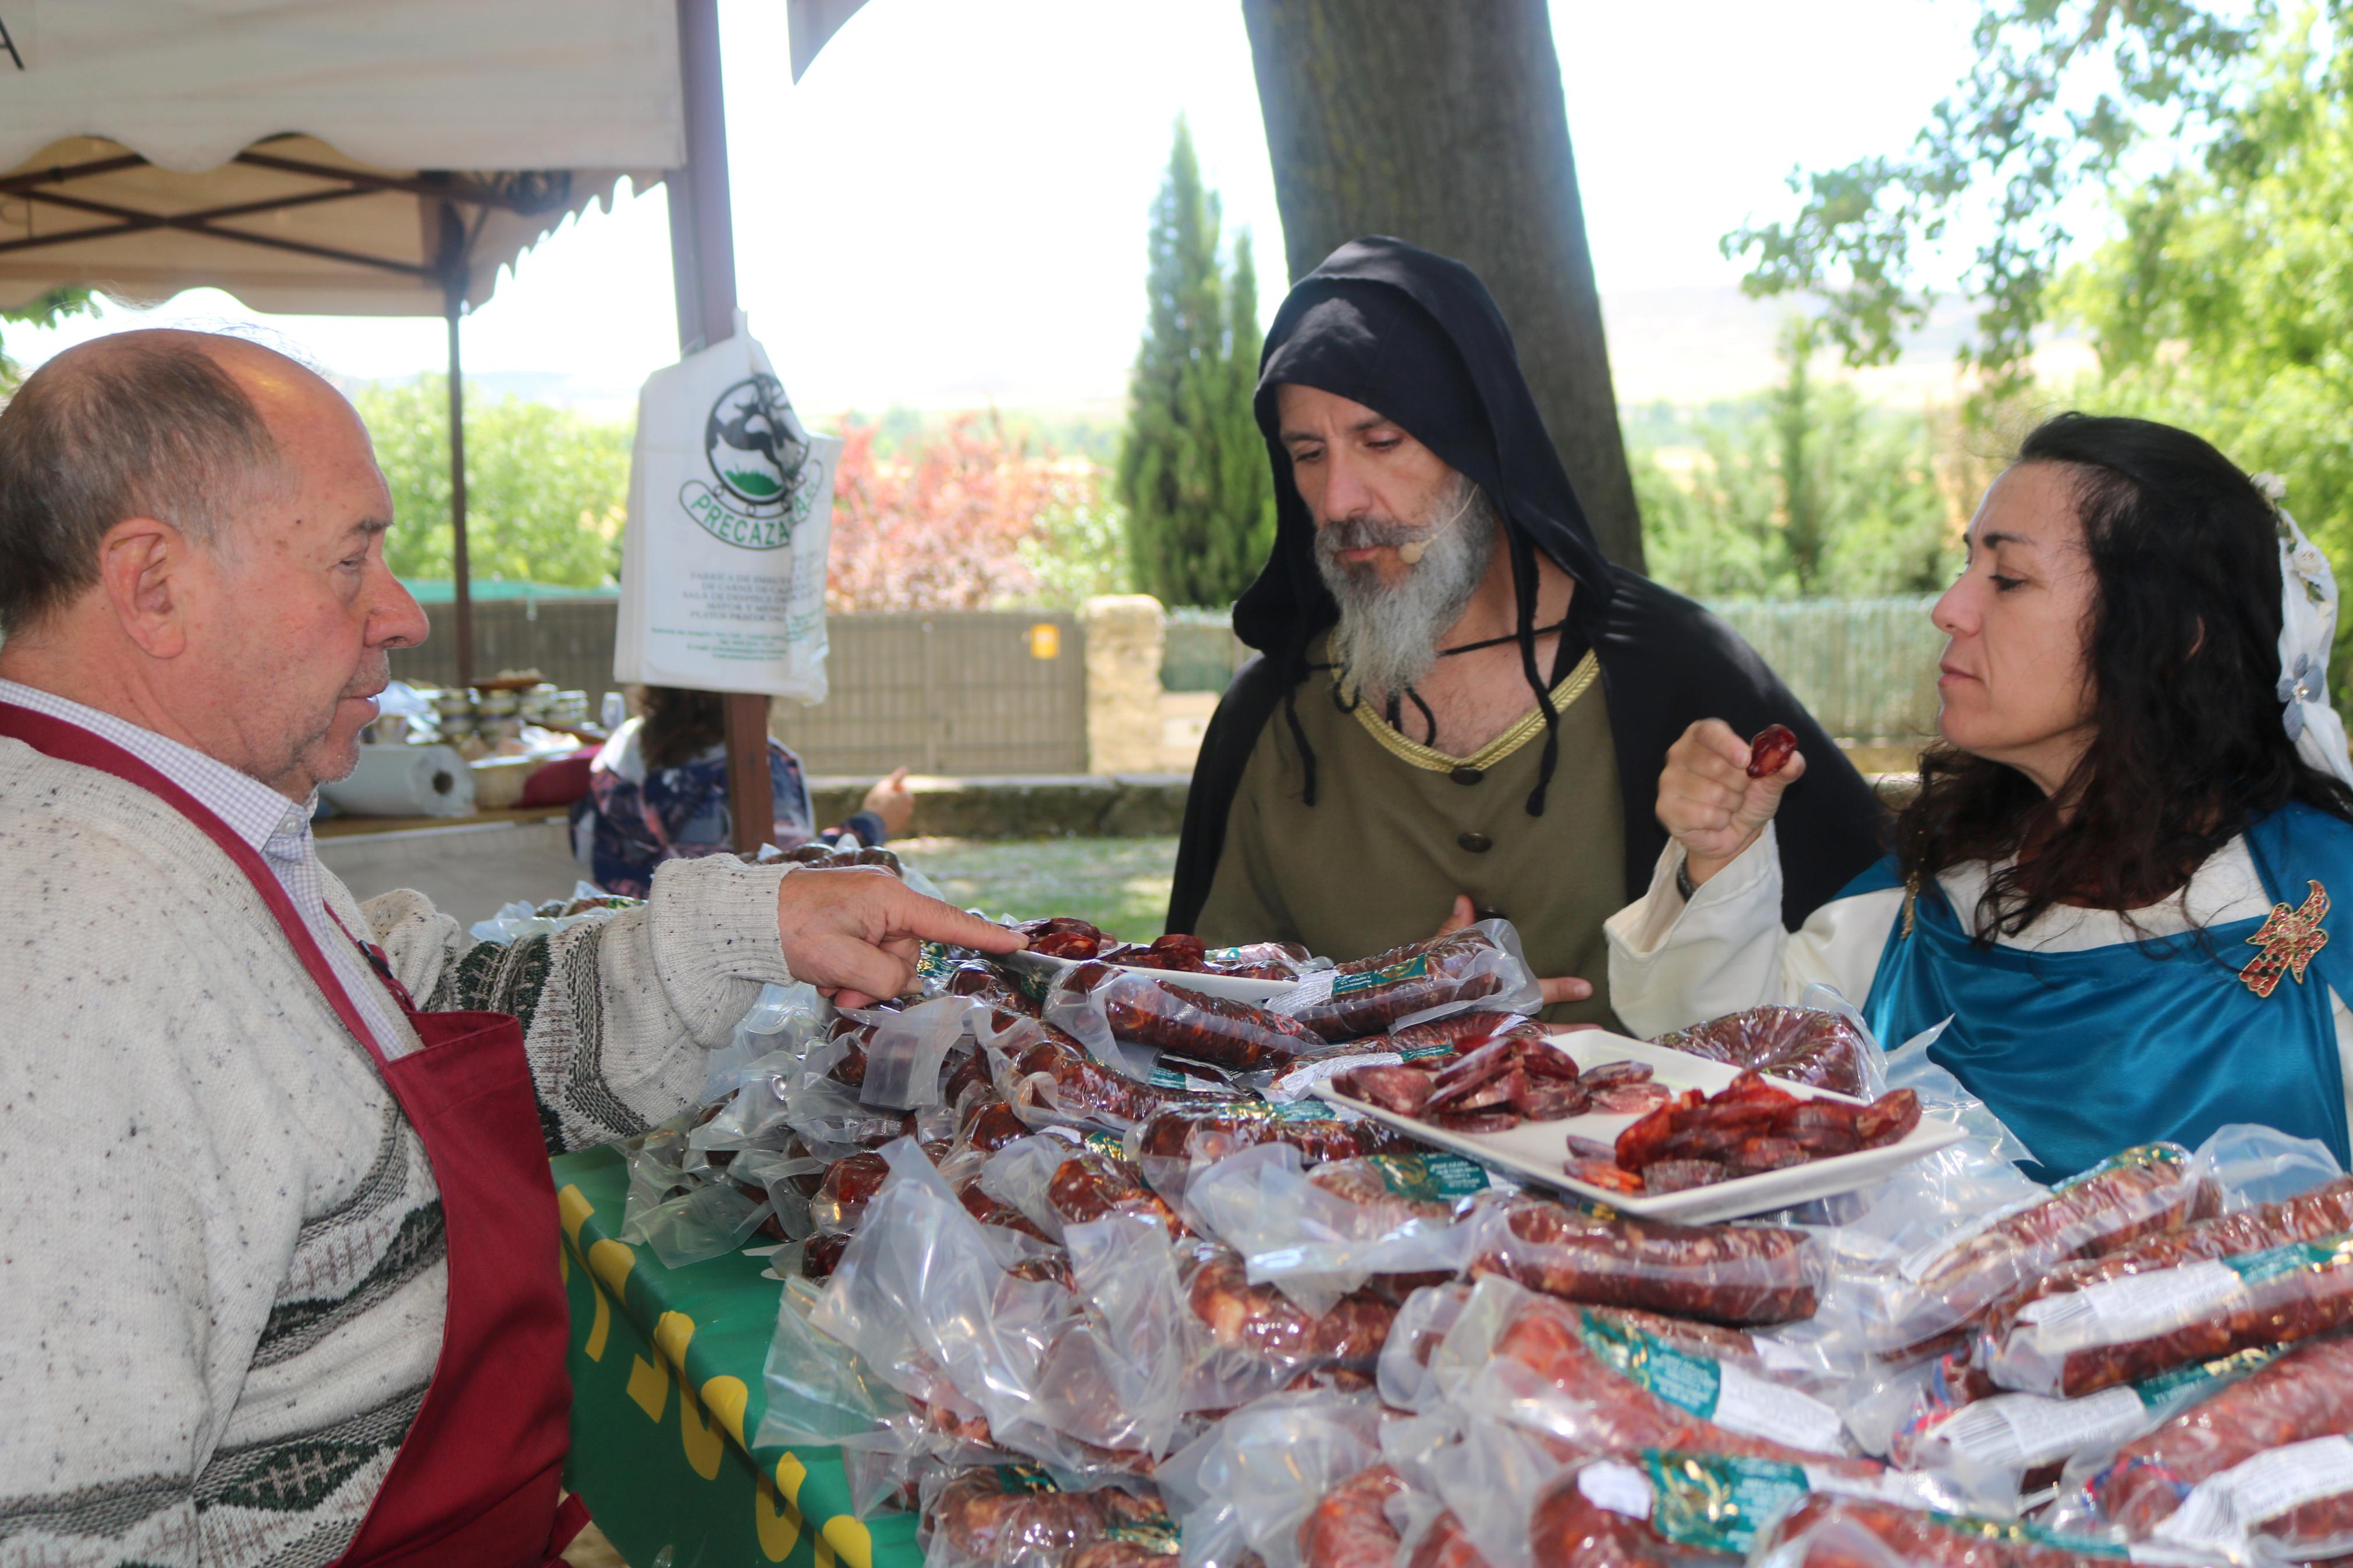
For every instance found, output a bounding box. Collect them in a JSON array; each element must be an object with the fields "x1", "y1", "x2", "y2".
[
  {"x1": 626, "y1": 1172, "x2": 777, "y2": 1267},
  {"x1": 1749, "y1": 1494, "x2": 2214, "y2": 1568},
  {"x1": 1892, "y1": 1343, "x2": 2287, "y2": 1486},
  {"x1": 854, "y1": 994, "x2": 981, "y2": 1110},
  {"x1": 1185, "y1": 1143, "x2": 1495, "y2": 1315},
  {"x1": 921, "y1": 1465, "x2": 1177, "y2": 1568},
  {"x1": 1048, "y1": 960, "x2": 1326, "y2": 1074},
  {"x1": 1127, "y1": 1103, "x2": 1410, "y2": 1199},
  {"x1": 1429, "y1": 1277, "x2": 1858, "y2": 1463},
  {"x1": 1379, "y1": 1283, "x2": 1476, "y2": 1415},
  {"x1": 1649, "y1": 1005, "x2": 1879, "y2": 1100},
  {"x1": 809, "y1": 1137, "x2": 1081, "y2": 1462},
  {"x1": 1268, "y1": 920, "x2": 1542, "y2": 1043},
  {"x1": 1865, "y1": 1143, "x2": 2204, "y2": 1354},
  {"x1": 1183, "y1": 1242, "x2": 1400, "y2": 1384},
  {"x1": 1293, "y1": 1462, "x2": 1411, "y2": 1568},
  {"x1": 1156, "y1": 1389, "x2": 1386, "y2": 1568},
  {"x1": 1964, "y1": 1174, "x2": 2353, "y2": 1395},
  {"x1": 757, "y1": 1274, "x2": 929, "y2": 1455},
  {"x1": 979, "y1": 1134, "x2": 1186, "y2": 1243},
  {"x1": 981, "y1": 1009, "x2": 1229, "y2": 1133},
  {"x1": 1975, "y1": 1229, "x2": 2353, "y2": 1398},
  {"x1": 1408, "y1": 1412, "x2": 1585, "y2": 1568},
  {"x1": 1468, "y1": 1196, "x2": 1830, "y2": 1327},
  {"x1": 2061, "y1": 1332, "x2": 2353, "y2": 1541},
  {"x1": 1527, "y1": 1449, "x2": 1971, "y2": 1568},
  {"x1": 1026, "y1": 1211, "x2": 1213, "y2": 1463},
  {"x1": 2139, "y1": 1433, "x2": 2353, "y2": 1566}
]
